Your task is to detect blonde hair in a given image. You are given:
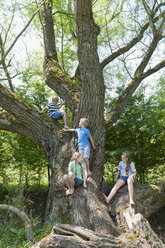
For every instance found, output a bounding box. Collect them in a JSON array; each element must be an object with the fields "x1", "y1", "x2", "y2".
[
  {"x1": 71, "y1": 152, "x2": 83, "y2": 176},
  {"x1": 52, "y1": 96, "x2": 59, "y2": 103},
  {"x1": 80, "y1": 118, "x2": 89, "y2": 127},
  {"x1": 71, "y1": 152, "x2": 83, "y2": 162}
]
